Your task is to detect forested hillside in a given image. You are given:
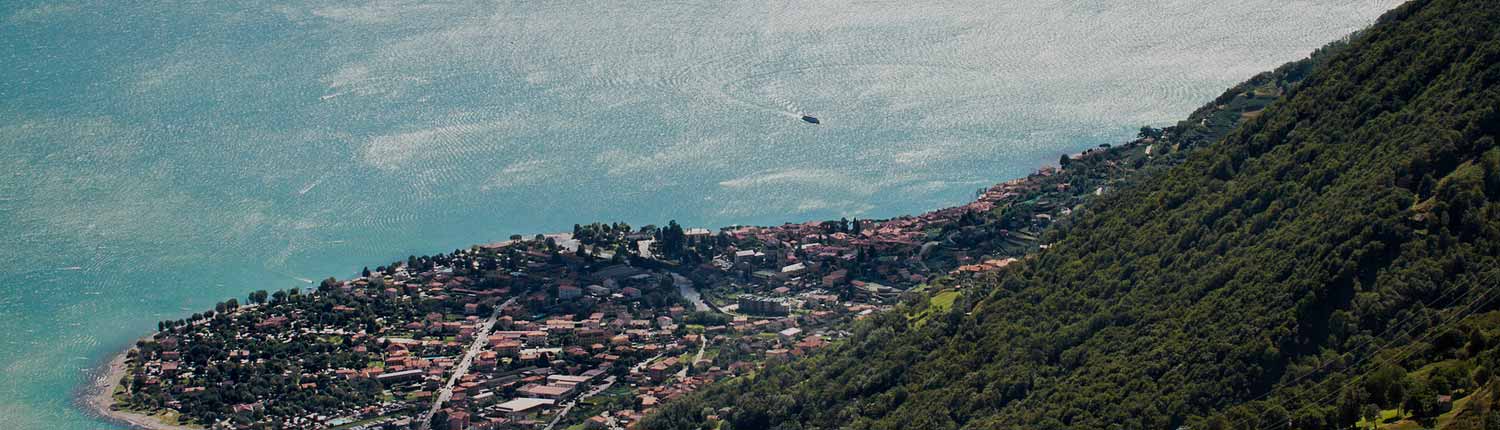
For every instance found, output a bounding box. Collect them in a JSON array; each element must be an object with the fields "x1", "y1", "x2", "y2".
[{"x1": 643, "y1": 0, "x2": 1500, "y2": 429}]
